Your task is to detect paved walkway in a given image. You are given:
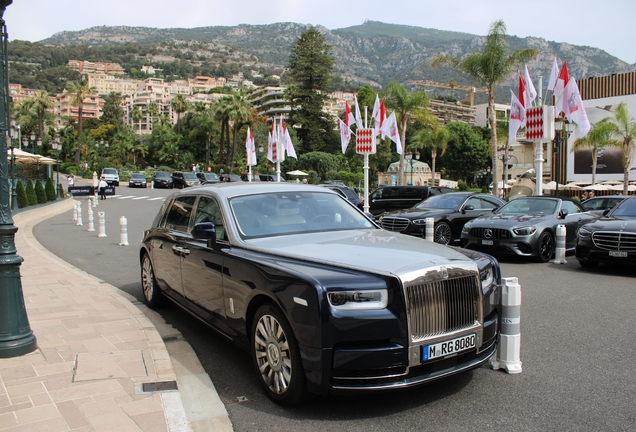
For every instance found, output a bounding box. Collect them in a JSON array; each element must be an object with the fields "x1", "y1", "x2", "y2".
[{"x1": 0, "y1": 199, "x2": 233, "y2": 431}]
